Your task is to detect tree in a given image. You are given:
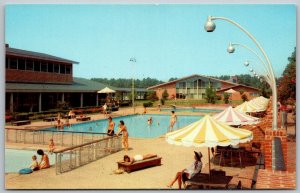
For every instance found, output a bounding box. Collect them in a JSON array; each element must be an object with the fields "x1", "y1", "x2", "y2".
[
  {"x1": 223, "y1": 93, "x2": 230, "y2": 104},
  {"x1": 168, "y1": 77, "x2": 178, "y2": 81},
  {"x1": 259, "y1": 82, "x2": 272, "y2": 98},
  {"x1": 147, "y1": 91, "x2": 158, "y2": 101},
  {"x1": 278, "y1": 47, "x2": 296, "y2": 103},
  {"x1": 205, "y1": 86, "x2": 217, "y2": 104},
  {"x1": 162, "y1": 89, "x2": 169, "y2": 100},
  {"x1": 241, "y1": 94, "x2": 248, "y2": 102},
  {"x1": 239, "y1": 89, "x2": 245, "y2": 95}
]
